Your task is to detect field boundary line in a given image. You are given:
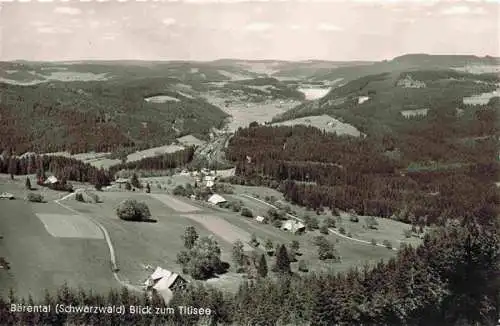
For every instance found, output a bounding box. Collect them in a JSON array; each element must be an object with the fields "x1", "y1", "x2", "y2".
[
  {"x1": 240, "y1": 194, "x2": 398, "y2": 251},
  {"x1": 54, "y1": 197, "x2": 143, "y2": 292}
]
